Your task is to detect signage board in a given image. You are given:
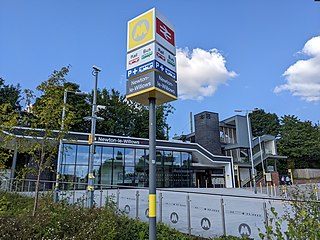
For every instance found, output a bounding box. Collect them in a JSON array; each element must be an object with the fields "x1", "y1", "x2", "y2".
[
  {"x1": 126, "y1": 60, "x2": 177, "y2": 80},
  {"x1": 126, "y1": 42, "x2": 176, "y2": 72},
  {"x1": 126, "y1": 71, "x2": 177, "y2": 105},
  {"x1": 127, "y1": 8, "x2": 176, "y2": 54},
  {"x1": 127, "y1": 8, "x2": 155, "y2": 52},
  {"x1": 155, "y1": 10, "x2": 176, "y2": 55}
]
